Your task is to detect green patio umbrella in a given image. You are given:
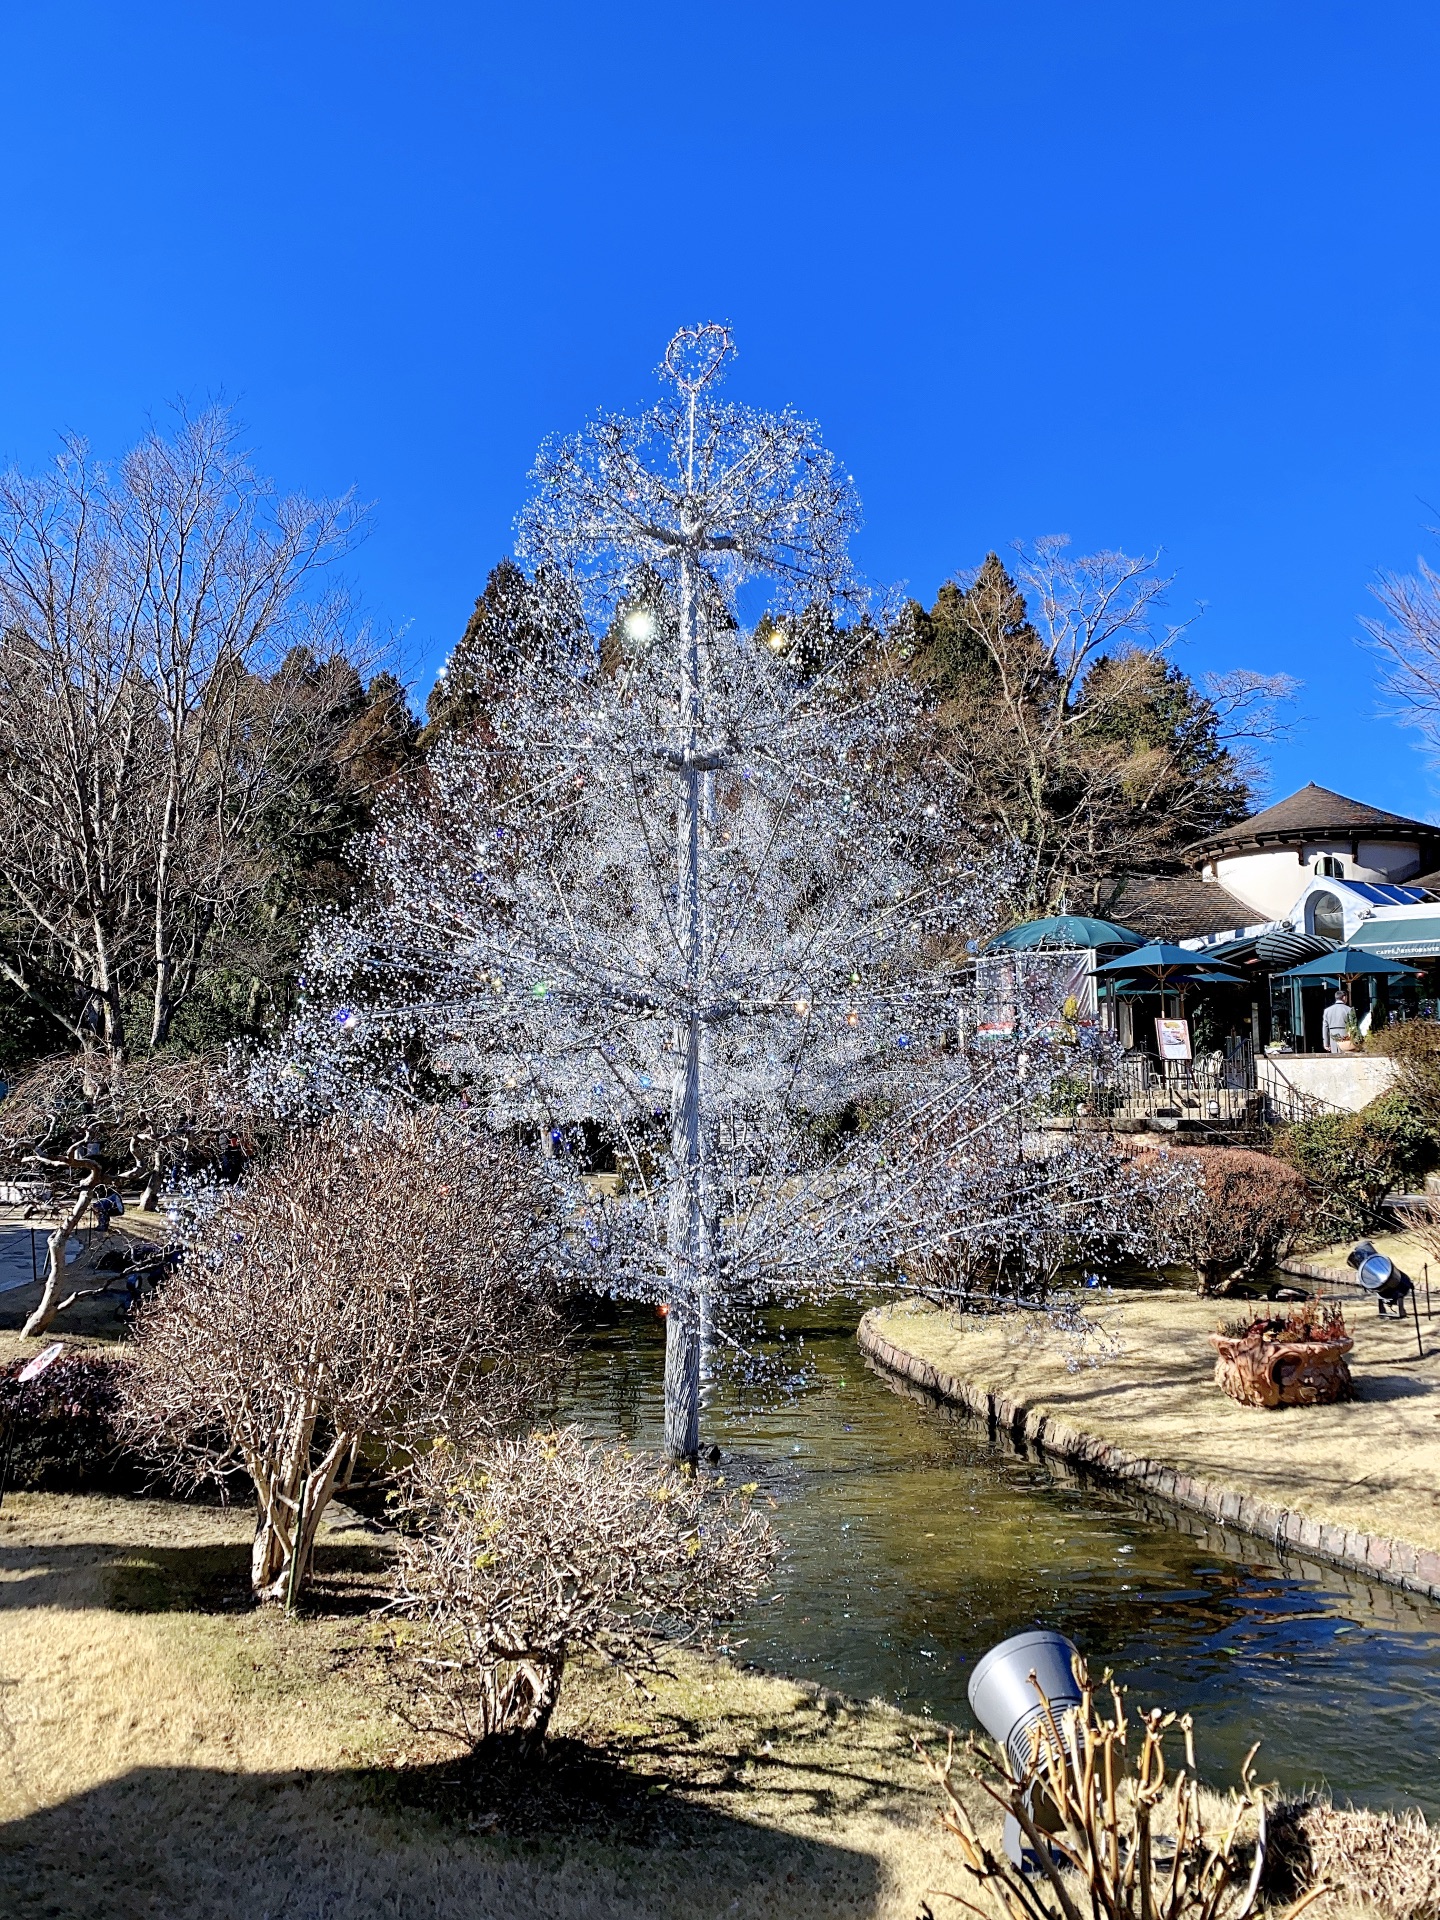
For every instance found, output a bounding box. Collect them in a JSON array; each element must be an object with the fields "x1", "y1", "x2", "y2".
[
  {"x1": 1093, "y1": 941, "x2": 1245, "y2": 991},
  {"x1": 987, "y1": 915, "x2": 1144, "y2": 953},
  {"x1": 1092, "y1": 944, "x2": 1245, "y2": 1044},
  {"x1": 1276, "y1": 946, "x2": 1419, "y2": 984}
]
